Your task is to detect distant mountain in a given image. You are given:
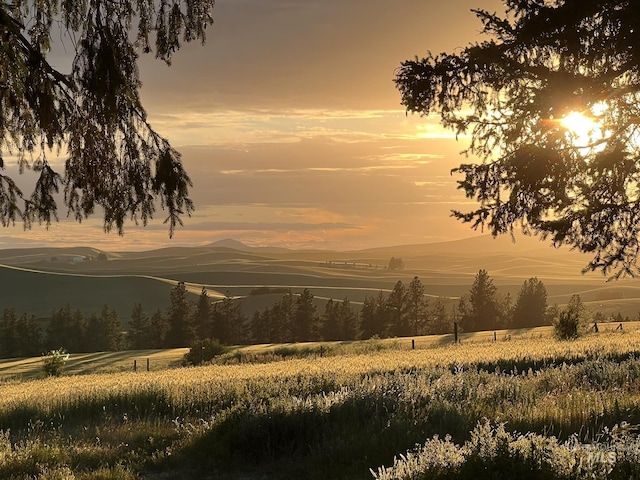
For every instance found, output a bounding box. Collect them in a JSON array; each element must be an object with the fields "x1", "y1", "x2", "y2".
[{"x1": 207, "y1": 238, "x2": 252, "y2": 250}]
